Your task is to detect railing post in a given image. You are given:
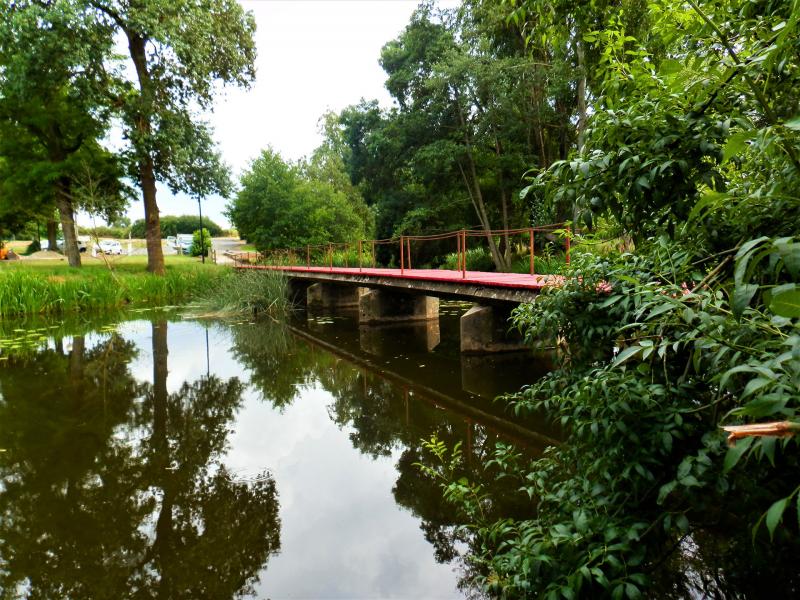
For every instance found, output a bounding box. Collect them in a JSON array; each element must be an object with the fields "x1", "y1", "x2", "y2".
[
  {"x1": 372, "y1": 241, "x2": 376, "y2": 268},
  {"x1": 566, "y1": 226, "x2": 571, "y2": 265},
  {"x1": 306, "y1": 245, "x2": 310, "y2": 269},
  {"x1": 456, "y1": 231, "x2": 461, "y2": 271},
  {"x1": 461, "y1": 230, "x2": 466, "y2": 279},
  {"x1": 328, "y1": 243, "x2": 333, "y2": 271},
  {"x1": 358, "y1": 240, "x2": 362, "y2": 272},
  {"x1": 406, "y1": 238, "x2": 412, "y2": 270},
  {"x1": 529, "y1": 228, "x2": 534, "y2": 275},
  {"x1": 400, "y1": 236, "x2": 405, "y2": 273}
]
